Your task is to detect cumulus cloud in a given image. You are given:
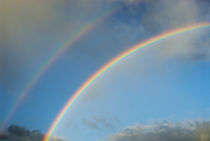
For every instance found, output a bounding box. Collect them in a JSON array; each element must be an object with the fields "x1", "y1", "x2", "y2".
[
  {"x1": 109, "y1": 120, "x2": 210, "y2": 141},
  {"x1": 0, "y1": 125, "x2": 69, "y2": 141}
]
